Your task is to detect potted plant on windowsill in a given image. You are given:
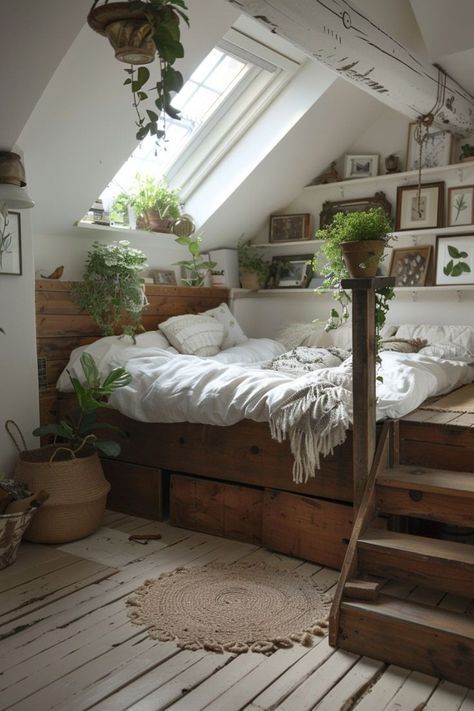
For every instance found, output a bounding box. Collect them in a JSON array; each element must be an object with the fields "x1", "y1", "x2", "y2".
[
  {"x1": 128, "y1": 175, "x2": 182, "y2": 232},
  {"x1": 238, "y1": 241, "x2": 269, "y2": 290},
  {"x1": 10, "y1": 353, "x2": 131, "y2": 544},
  {"x1": 315, "y1": 208, "x2": 394, "y2": 335}
]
